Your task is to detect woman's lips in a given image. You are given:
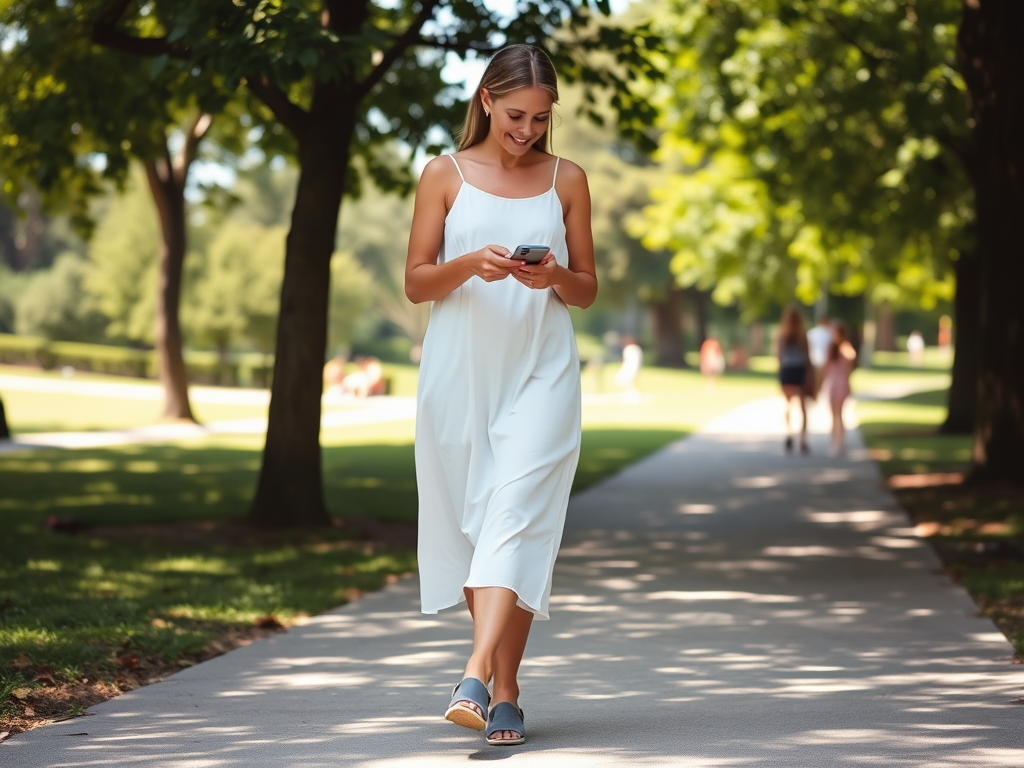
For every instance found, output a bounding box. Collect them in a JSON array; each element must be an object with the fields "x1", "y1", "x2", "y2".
[{"x1": 509, "y1": 134, "x2": 531, "y2": 146}]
